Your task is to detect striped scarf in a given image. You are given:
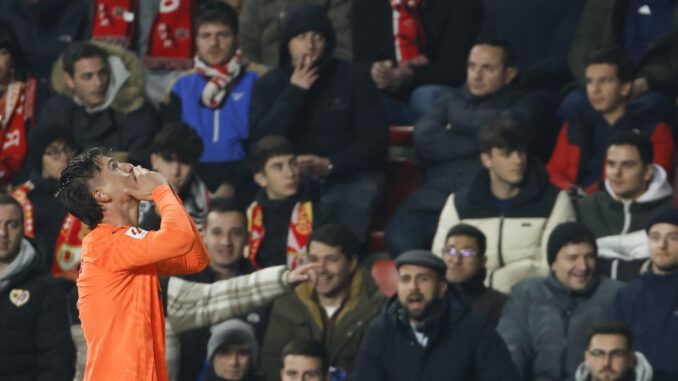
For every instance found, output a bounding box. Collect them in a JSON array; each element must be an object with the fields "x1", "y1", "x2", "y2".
[{"x1": 193, "y1": 49, "x2": 243, "y2": 109}]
